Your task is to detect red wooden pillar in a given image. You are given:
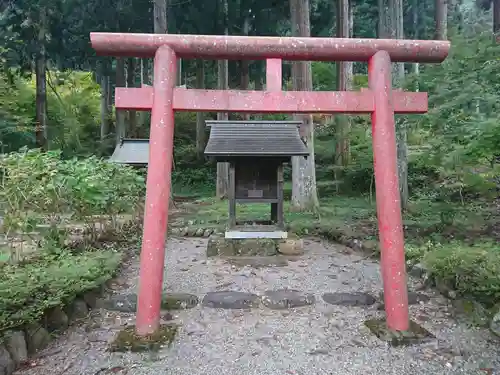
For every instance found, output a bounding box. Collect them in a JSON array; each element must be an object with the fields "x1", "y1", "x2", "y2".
[
  {"x1": 136, "y1": 45, "x2": 177, "y2": 336},
  {"x1": 368, "y1": 50, "x2": 409, "y2": 331}
]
